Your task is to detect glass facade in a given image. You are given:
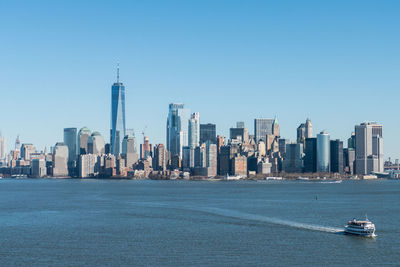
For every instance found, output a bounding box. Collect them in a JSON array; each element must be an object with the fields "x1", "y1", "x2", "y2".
[
  {"x1": 317, "y1": 131, "x2": 330, "y2": 172},
  {"x1": 166, "y1": 103, "x2": 190, "y2": 157},
  {"x1": 110, "y1": 82, "x2": 126, "y2": 155},
  {"x1": 254, "y1": 118, "x2": 274, "y2": 143}
]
